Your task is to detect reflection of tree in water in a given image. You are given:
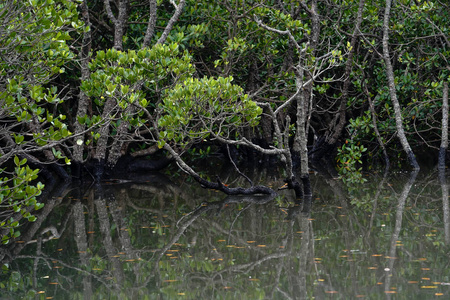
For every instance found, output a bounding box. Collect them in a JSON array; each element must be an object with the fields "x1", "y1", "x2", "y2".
[
  {"x1": 2, "y1": 171, "x2": 450, "y2": 298},
  {"x1": 0, "y1": 169, "x2": 317, "y2": 299}
]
